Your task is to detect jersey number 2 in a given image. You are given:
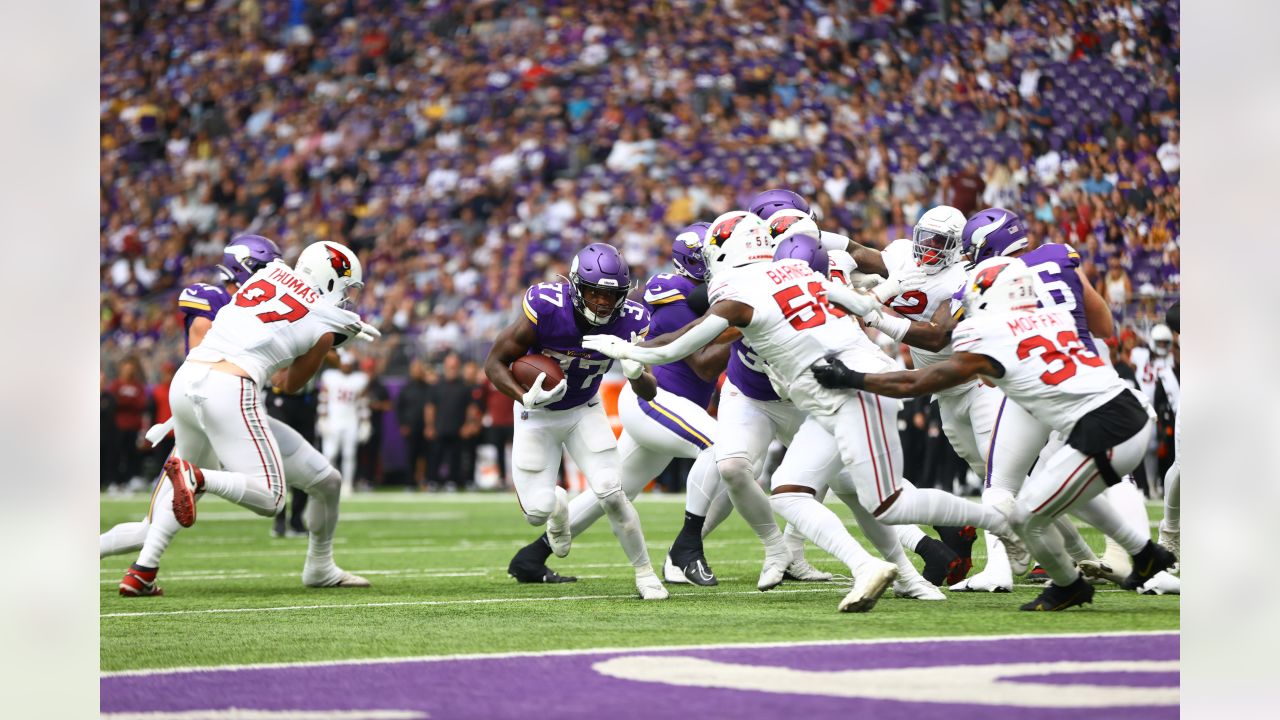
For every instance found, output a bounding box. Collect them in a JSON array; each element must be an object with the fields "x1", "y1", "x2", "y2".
[
  {"x1": 234, "y1": 279, "x2": 310, "y2": 324},
  {"x1": 1016, "y1": 329, "x2": 1103, "y2": 385}
]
